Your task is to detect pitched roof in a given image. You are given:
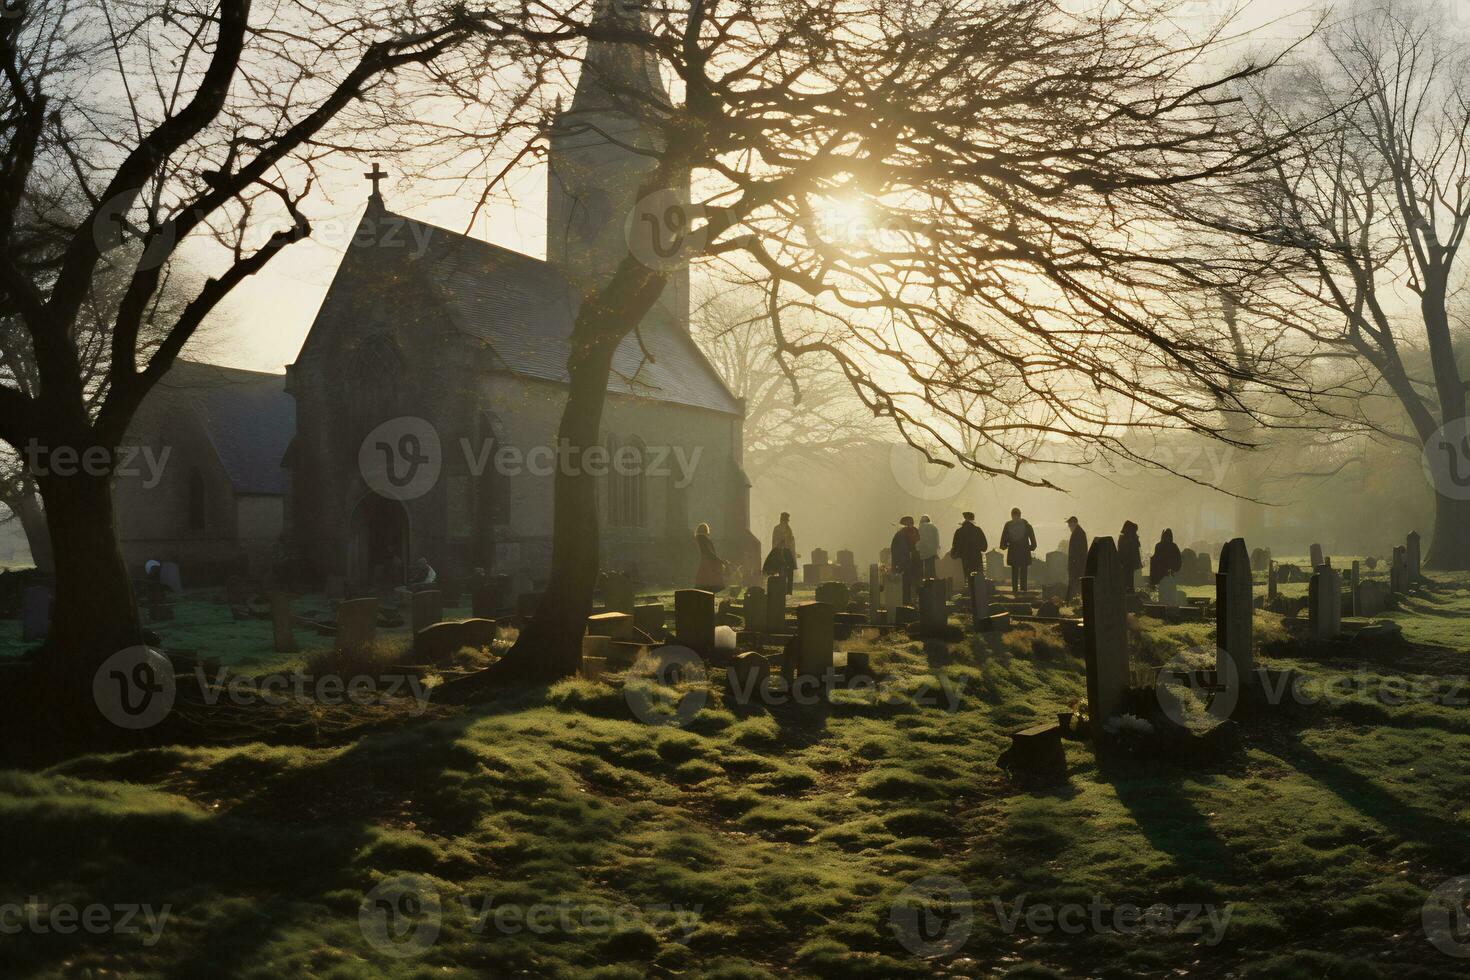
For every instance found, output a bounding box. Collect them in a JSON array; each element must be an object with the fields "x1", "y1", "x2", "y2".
[
  {"x1": 151, "y1": 360, "x2": 294, "y2": 494},
  {"x1": 392, "y1": 209, "x2": 741, "y2": 416}
]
